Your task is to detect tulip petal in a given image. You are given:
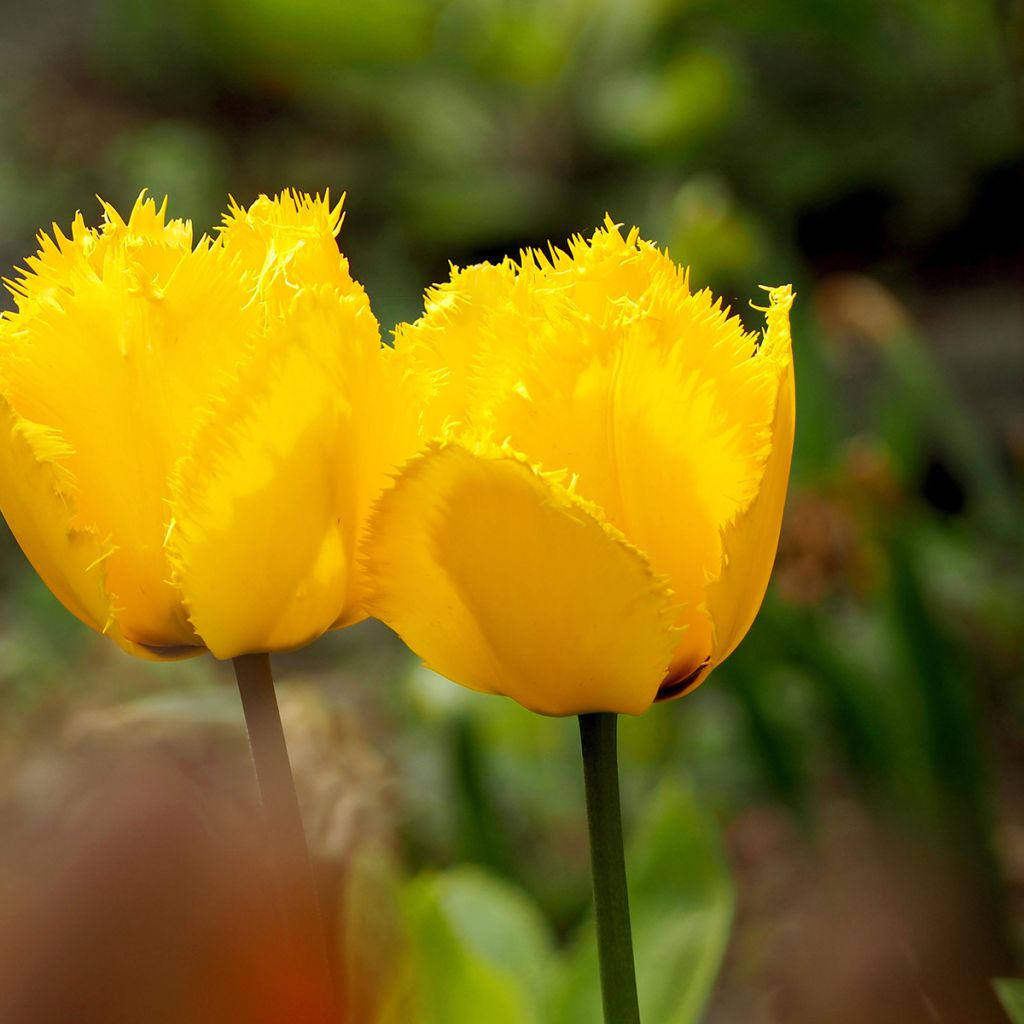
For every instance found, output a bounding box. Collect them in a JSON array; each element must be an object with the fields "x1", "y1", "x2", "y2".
[
  {"x1": 706, "y1": 285, "x2": 795, "y2": 666},
  {"x1": 394, "y1": 259, "x2": 524, "y2": 435},
  {"x1": 0, "y1": 198, "x2": 258, "y2": 647},
  {"x1": 0, "y1": 396, "x2": 113, "y2": 633},
  {"x1": 364, "y1": 442, "x2": 680, "y2": 716},
  {"x1": 217, "y1": 190, "x2": 362, "y2": 311},
  {"x1": 169, "y1": 286, "x2": 423, "y2": 659},
  {"x1": 0, "y1": 393, "x2": 183, "y2": 659},
  {"x1": 5, "y1": 194, "x2": 194, "y2": 319}
]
